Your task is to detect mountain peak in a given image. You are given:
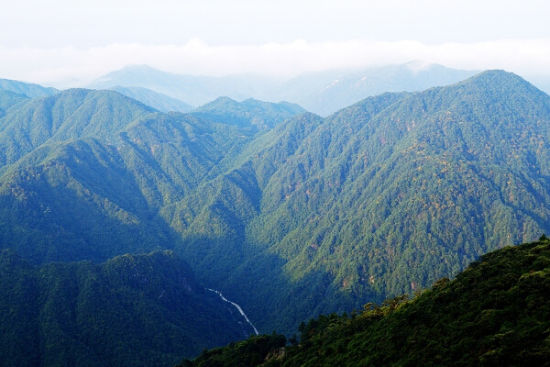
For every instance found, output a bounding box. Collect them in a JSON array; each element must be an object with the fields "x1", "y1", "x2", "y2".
[{"x1": 459, "y1": 69, "x2": 537, "y2": 90}]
